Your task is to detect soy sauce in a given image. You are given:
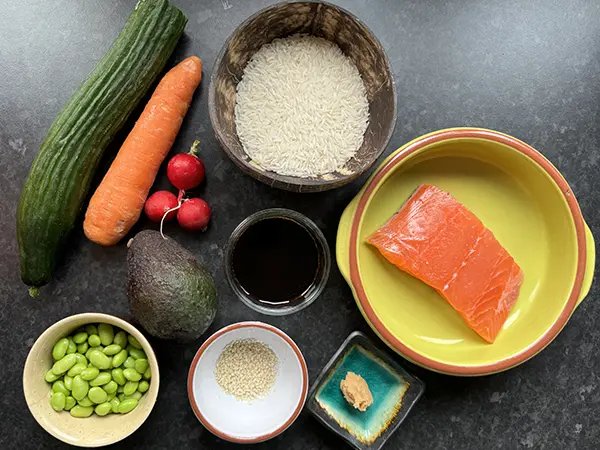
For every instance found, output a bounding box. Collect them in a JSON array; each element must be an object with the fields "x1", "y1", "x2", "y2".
[{"x1": 231, "y1": 217, "x2": 319, "y2": 303}]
